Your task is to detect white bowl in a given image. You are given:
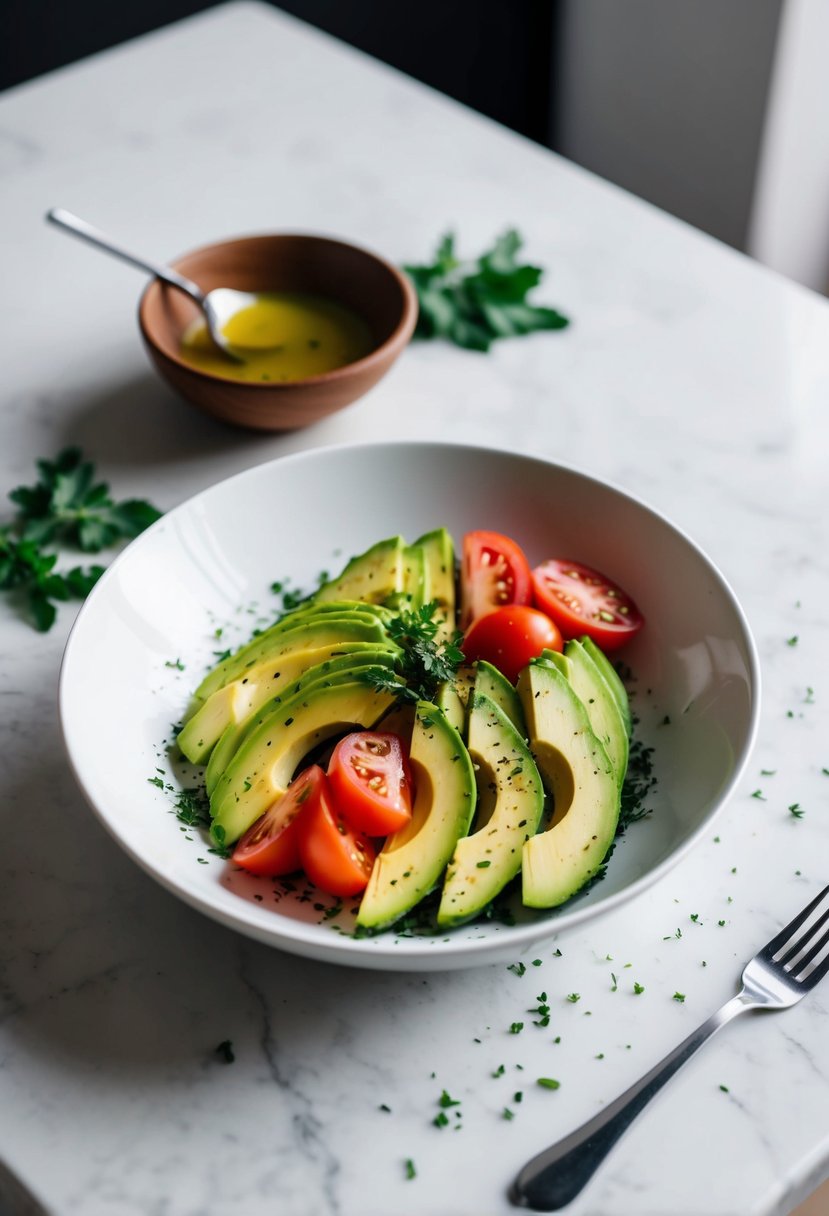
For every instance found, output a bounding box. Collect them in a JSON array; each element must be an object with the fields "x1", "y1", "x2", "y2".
[{"x1": 59, "y1": 442, "x2": 760, "y2": 971}]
